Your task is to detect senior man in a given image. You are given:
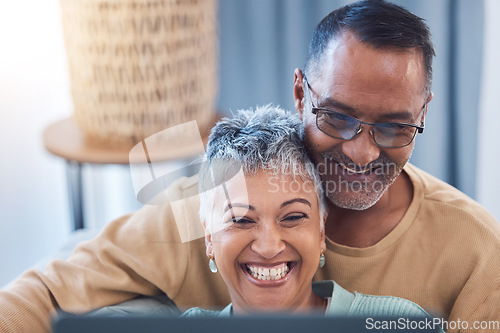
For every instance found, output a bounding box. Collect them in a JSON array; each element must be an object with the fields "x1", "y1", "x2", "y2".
[{"x1": 1, "y1": 0, "x2": 499, "y2": 332}]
